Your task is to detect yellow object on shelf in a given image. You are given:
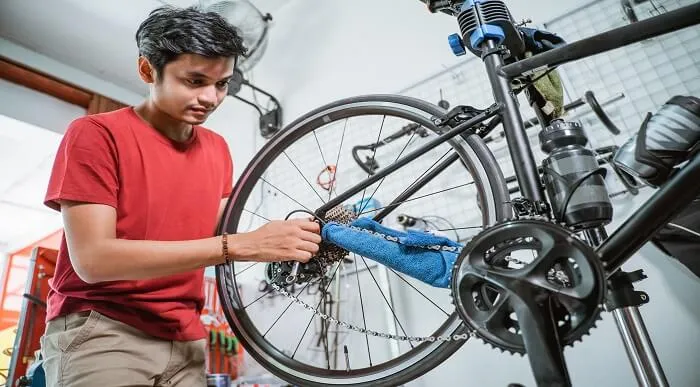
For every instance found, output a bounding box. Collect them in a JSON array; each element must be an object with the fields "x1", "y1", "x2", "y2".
[{"x1": 0, "y1": 325, "x2": 17, "y2": 379}]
